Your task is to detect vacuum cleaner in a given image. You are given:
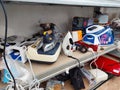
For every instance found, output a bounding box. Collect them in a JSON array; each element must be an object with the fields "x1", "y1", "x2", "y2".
[
  {"x1": 26, "y1": 23, "x2": 61, "y2": 63},
  {"x1": 83, "y1": 25, "x2": 114, "y2": 45}
]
